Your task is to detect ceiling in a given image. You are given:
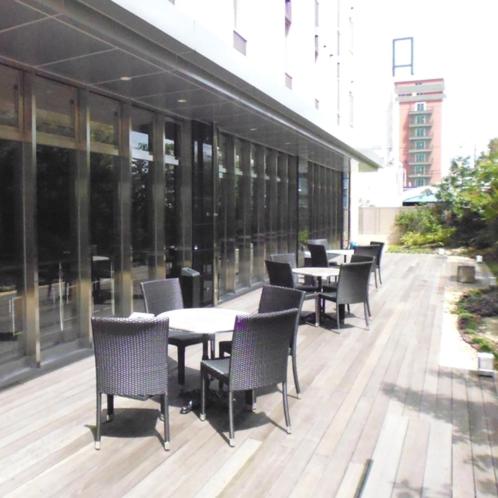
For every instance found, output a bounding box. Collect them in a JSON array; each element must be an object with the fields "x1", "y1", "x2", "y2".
[{"x1": 0, "y1": 0, "x2": 378, "y2": 170}]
